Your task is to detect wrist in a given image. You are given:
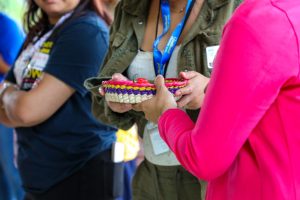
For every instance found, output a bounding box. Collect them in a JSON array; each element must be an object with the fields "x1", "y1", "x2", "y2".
[{"x1": 161, "y1": 104, "x2": 177, "y2": 115}]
